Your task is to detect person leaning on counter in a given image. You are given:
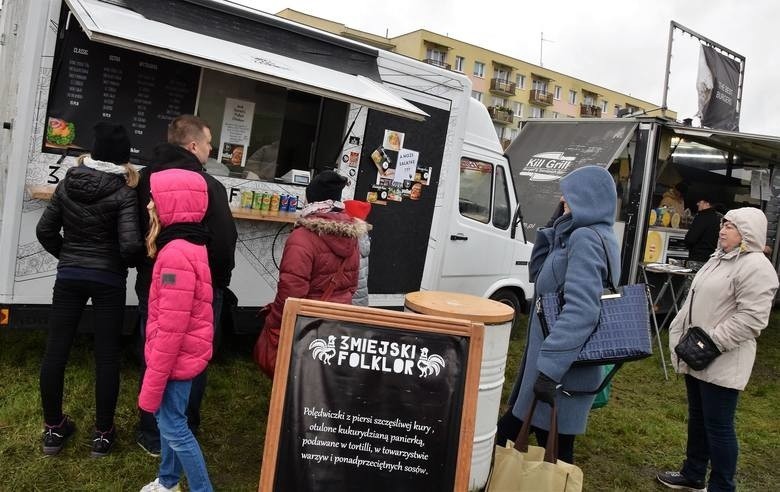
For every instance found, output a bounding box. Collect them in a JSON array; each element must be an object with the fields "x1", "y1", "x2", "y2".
[{"x1": 684, "y1": 192, "x2": 722, "y2": 267}]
